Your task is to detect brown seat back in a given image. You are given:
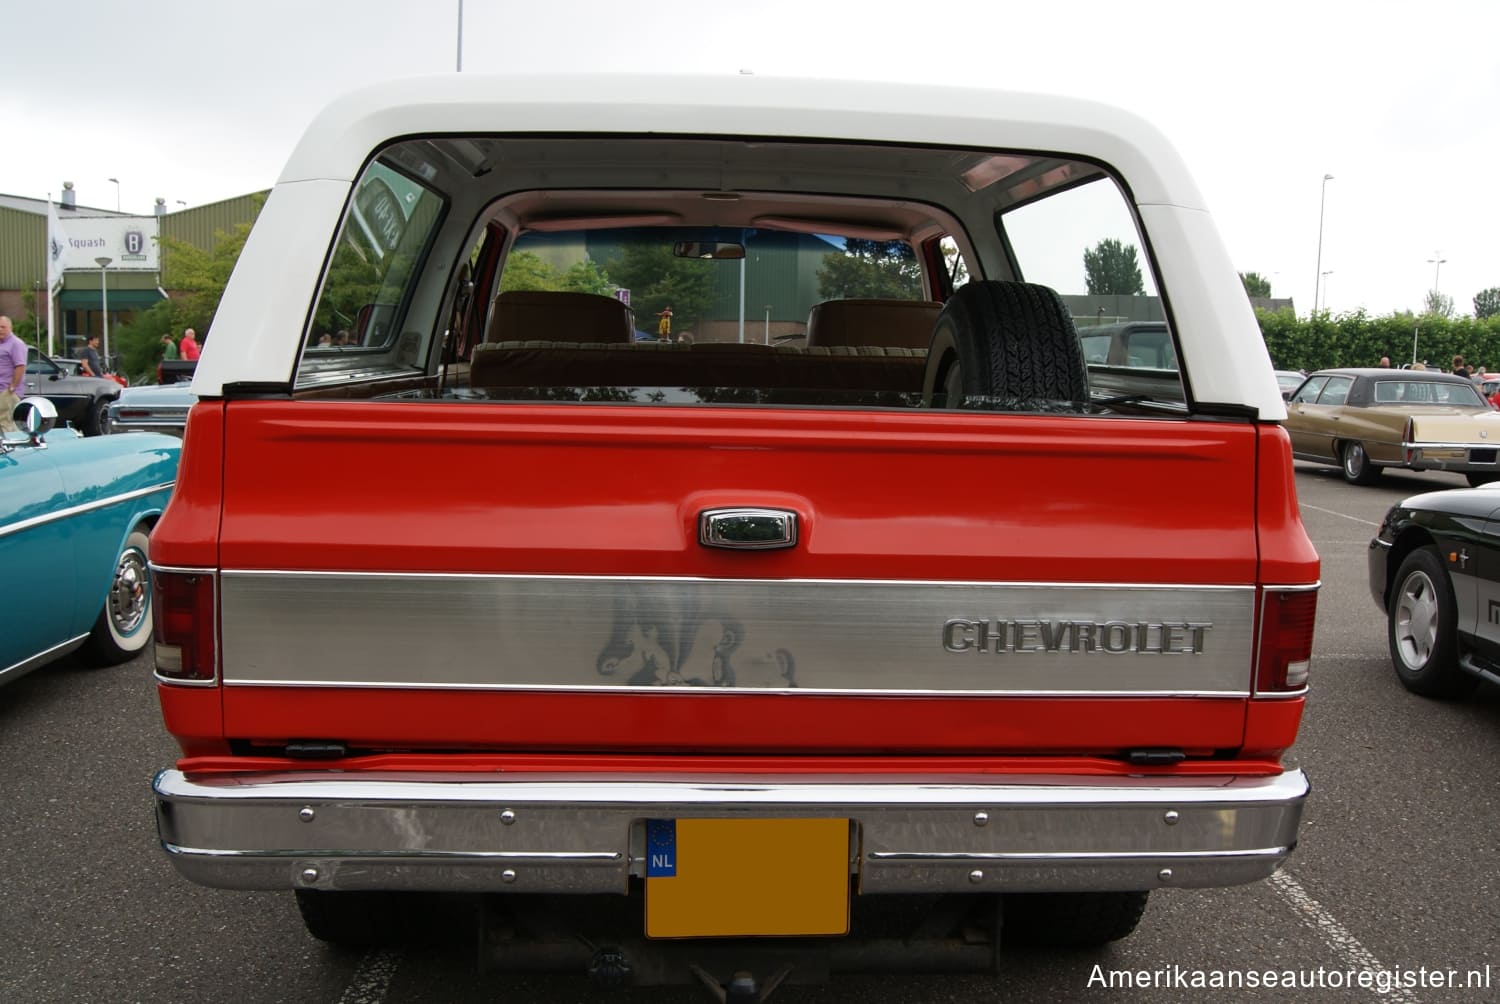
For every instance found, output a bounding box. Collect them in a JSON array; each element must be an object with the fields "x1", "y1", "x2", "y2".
[
  {"x1": 485, "y1": 290, "x2": 634, "y2": 344},
  {"x1": 805, "y1": 298, "x2": 942, "y2": 350}
]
